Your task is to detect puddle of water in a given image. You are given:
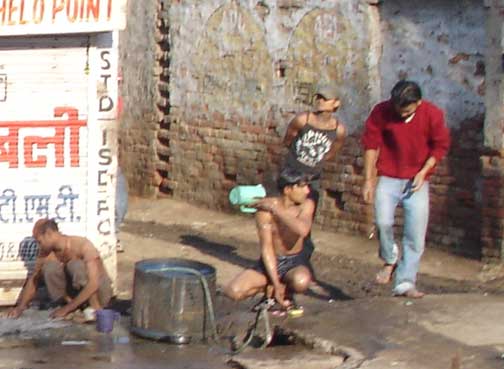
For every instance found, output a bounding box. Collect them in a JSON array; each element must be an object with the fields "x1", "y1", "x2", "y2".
[{"x1": 0, "y1": 335, "x2": 228, "y2": 369}]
